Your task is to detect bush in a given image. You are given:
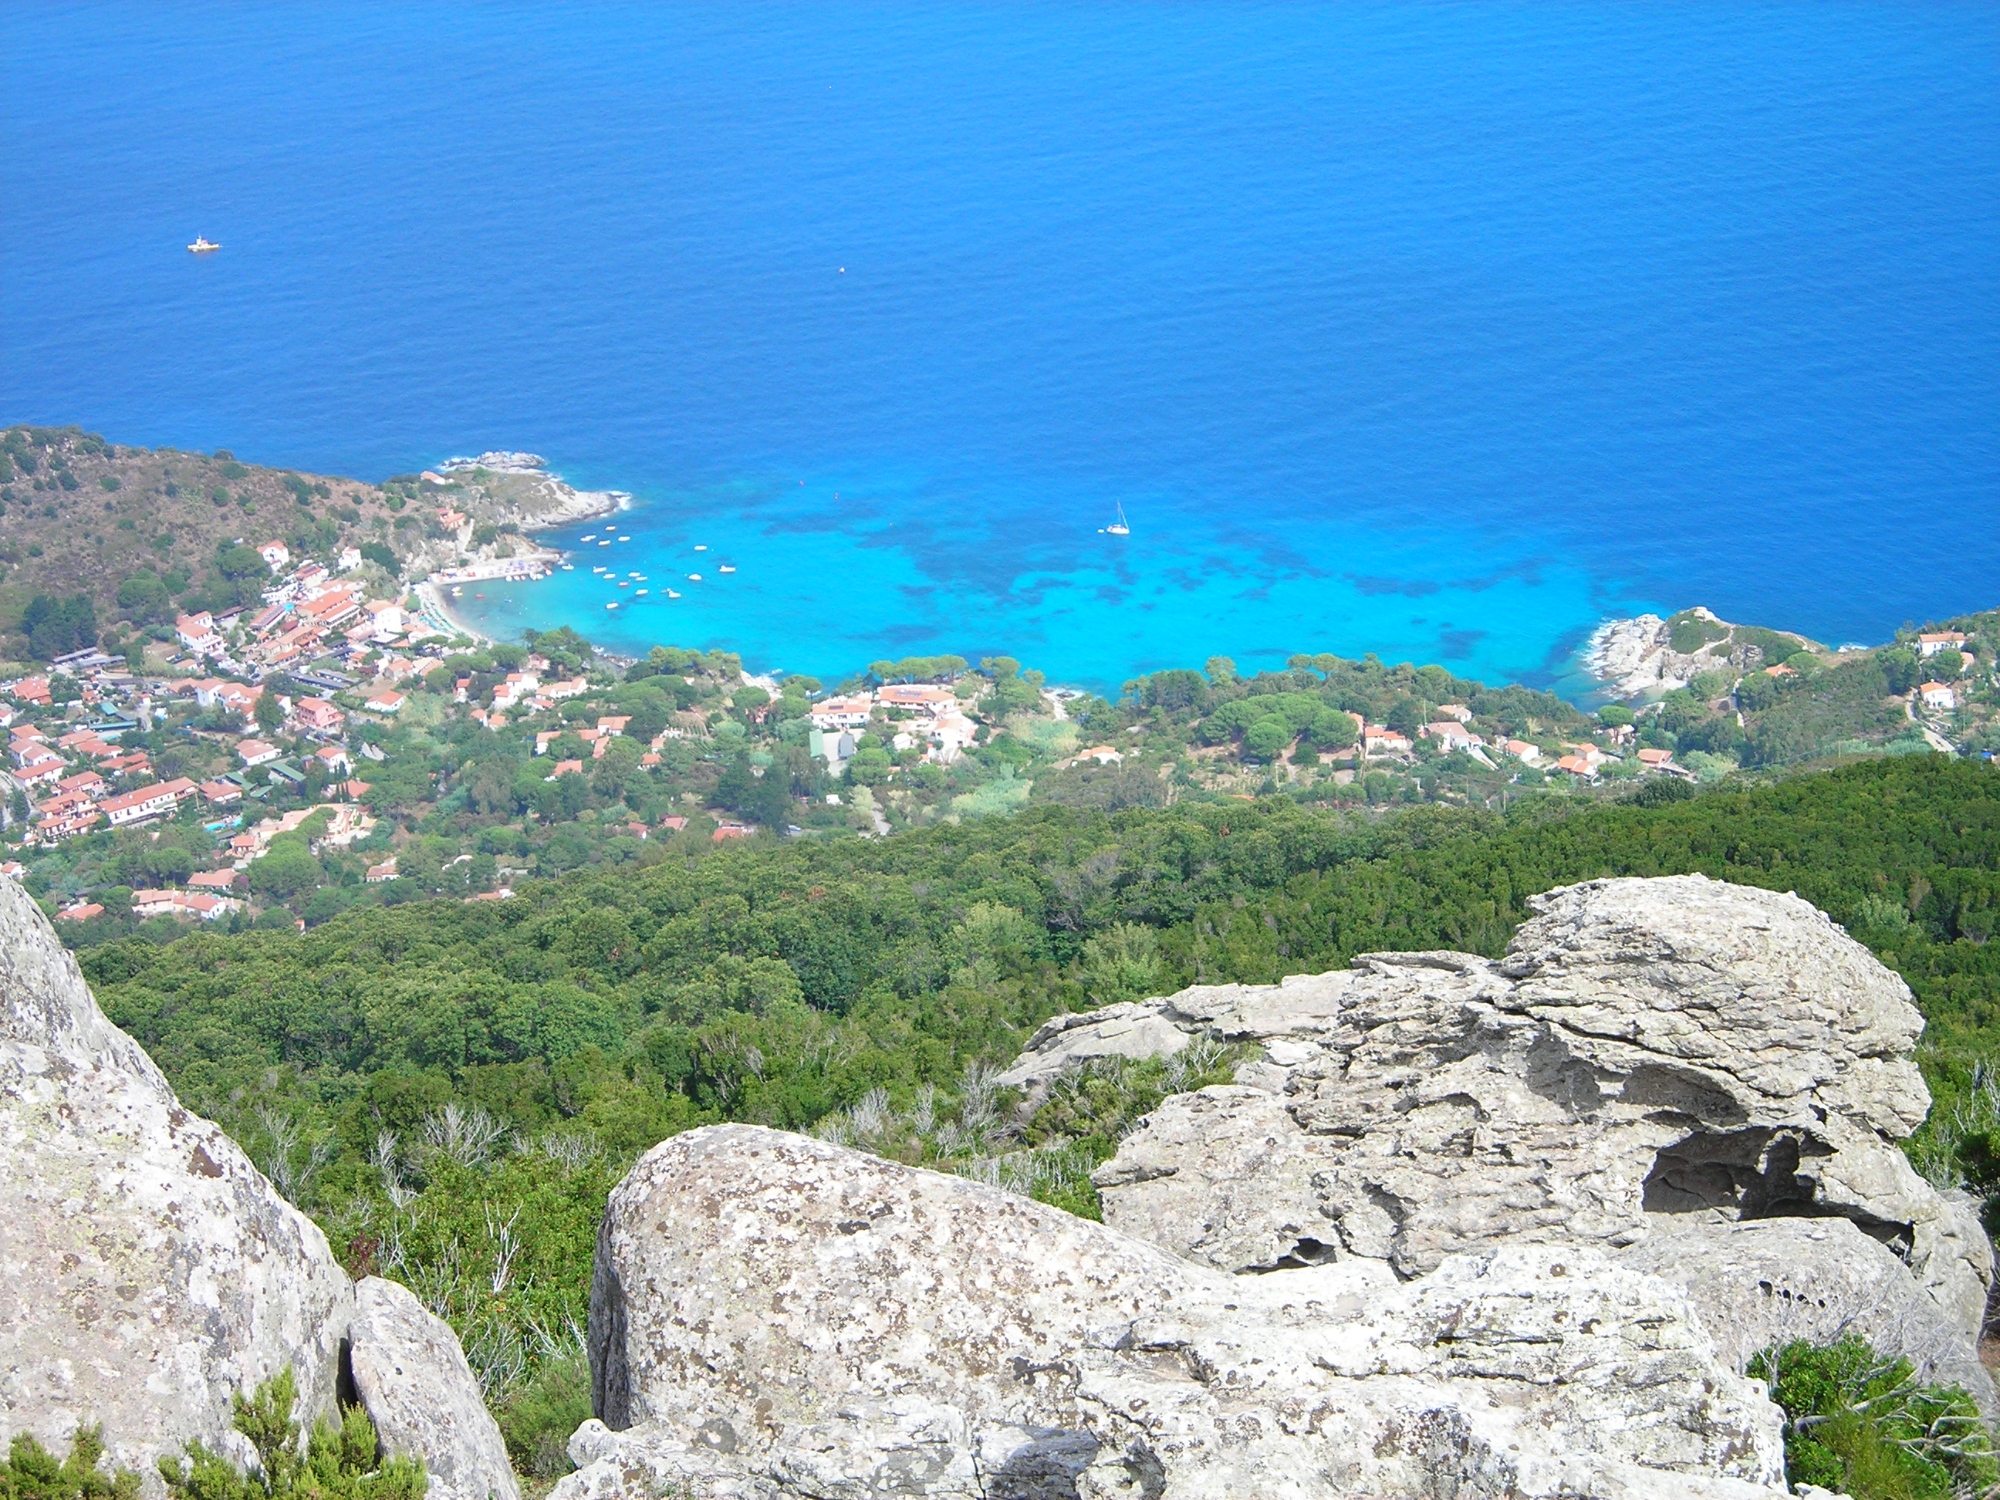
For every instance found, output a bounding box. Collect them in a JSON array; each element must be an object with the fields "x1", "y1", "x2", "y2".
[
  {"x1": 1749, "y1": 1336, "x2": 1996, "y2": 1500},
  {"x1": 2, "y1": 1425, "x2": 139, "y2": 1500},
  {"x1": 1668, "y1": 611, "x2": 1729, "y2": 654},
  {"x1": 159, "y1": 1367, "x2": 425, "y2": 1500}
]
